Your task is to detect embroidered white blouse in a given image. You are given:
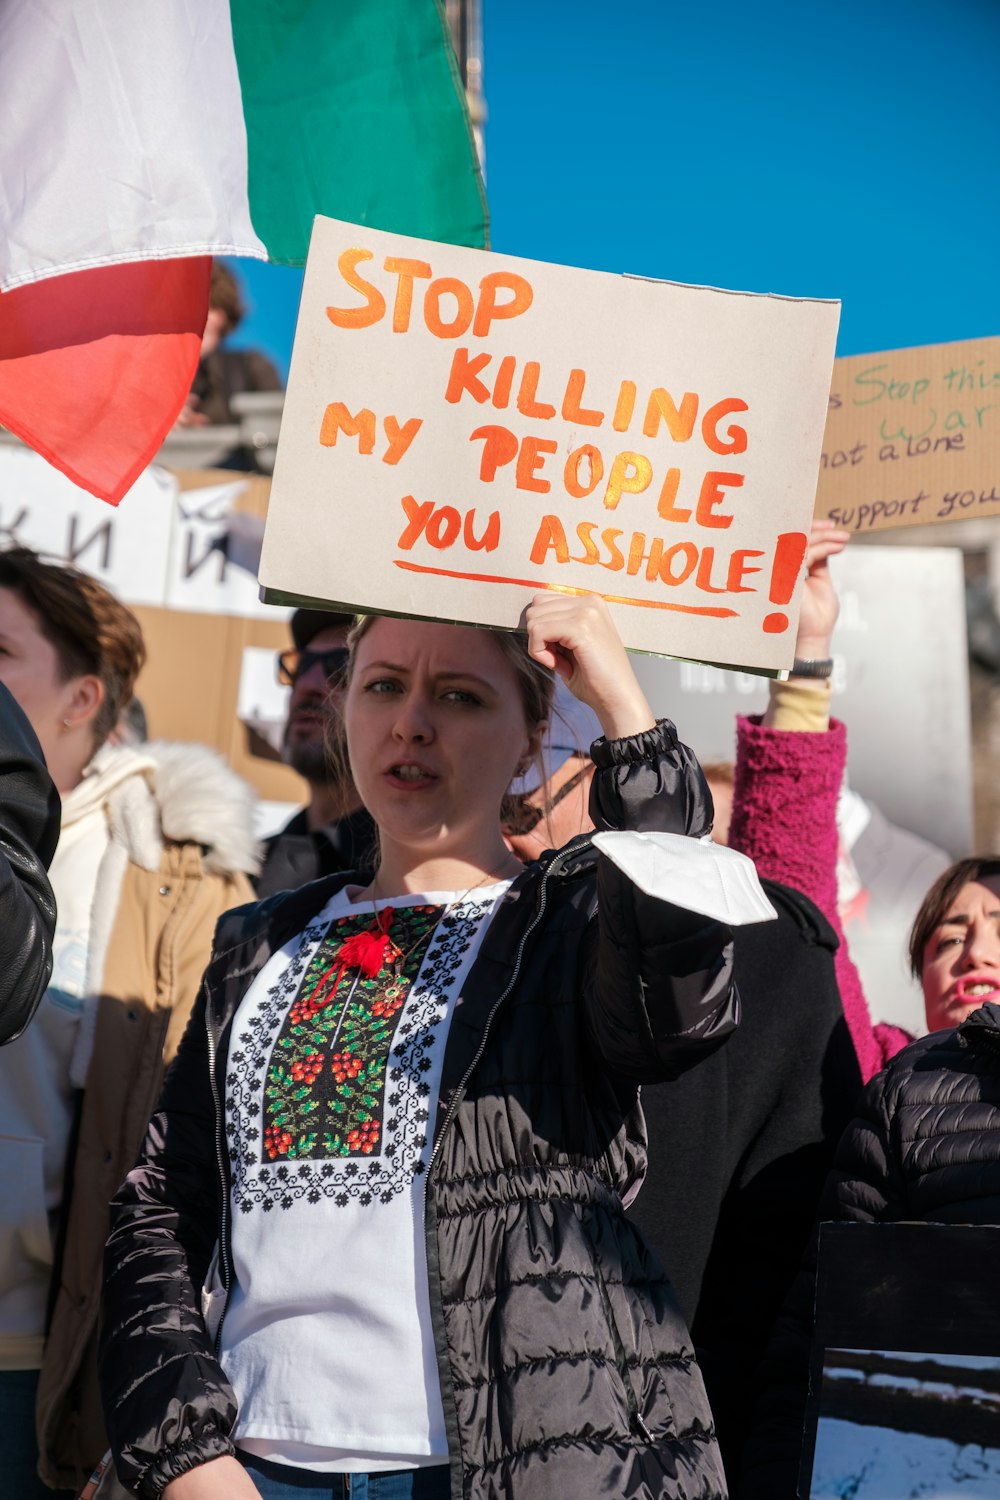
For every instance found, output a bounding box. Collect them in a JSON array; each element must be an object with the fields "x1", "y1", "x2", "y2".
[{"x1": 219, "y1": 881, "x2": 509, "y2": 1472}]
